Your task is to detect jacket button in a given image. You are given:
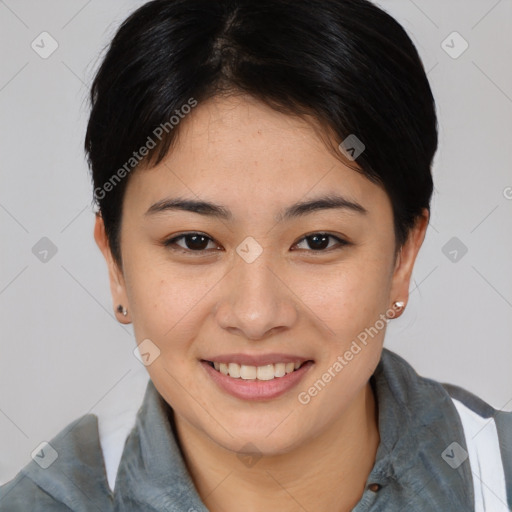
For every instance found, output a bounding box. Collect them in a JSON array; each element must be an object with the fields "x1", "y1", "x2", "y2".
[{"x1": 368, "y1": 483, "x2": 381, "y2": 492}]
